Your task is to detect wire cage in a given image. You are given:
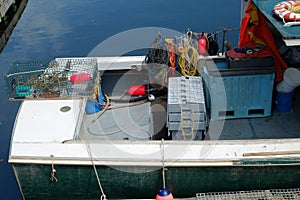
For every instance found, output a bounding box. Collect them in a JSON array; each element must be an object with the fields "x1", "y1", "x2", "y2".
[
  {"x1": 5, "y1": 58, "x2": 99, "y2": 100},
  {"x1": 196, "y1": 188, "x2": 300, "y2": 200}
]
